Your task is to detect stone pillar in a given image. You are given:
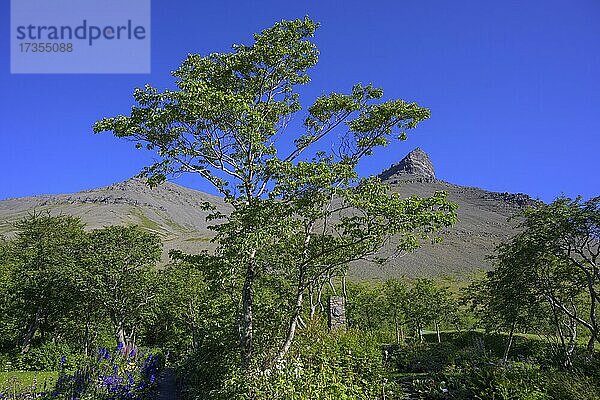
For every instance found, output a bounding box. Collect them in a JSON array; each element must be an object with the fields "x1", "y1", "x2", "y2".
[{"x1": 328, "y1": 295, "x2": 346, "y2": 331}]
